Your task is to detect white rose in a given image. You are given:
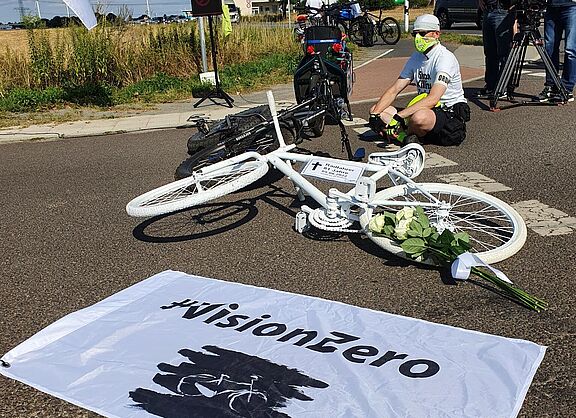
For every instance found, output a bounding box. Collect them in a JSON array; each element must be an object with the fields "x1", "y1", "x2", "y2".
[
  {"x1": 396, "y1": 207, "x2": 415, "y2": 222},
  {"x1": 394, "y1": 218, "x2": 412, "y2": 240},
  {"x1": 369, "y1": 214, "x2": 386, "y2": 233}
]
